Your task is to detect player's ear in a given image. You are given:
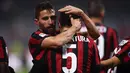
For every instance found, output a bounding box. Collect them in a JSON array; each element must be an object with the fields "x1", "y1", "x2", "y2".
[{"x1": 34, "y1": 19, "x2": 39, "y2": 25}]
